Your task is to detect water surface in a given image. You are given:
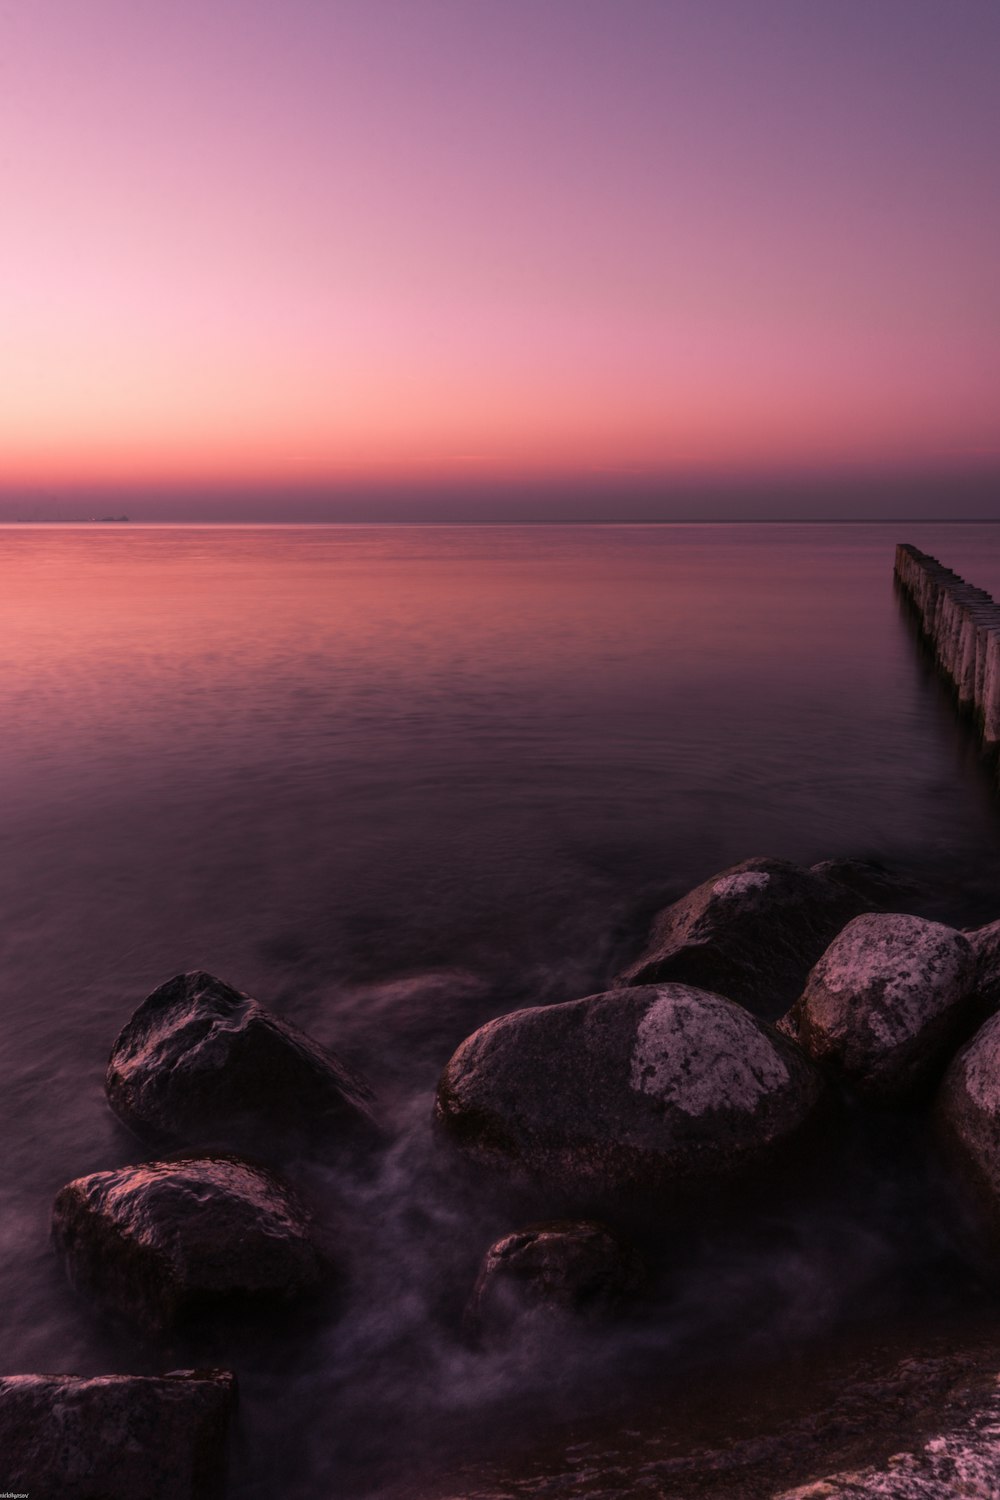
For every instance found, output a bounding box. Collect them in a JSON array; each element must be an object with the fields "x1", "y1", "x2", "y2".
[{"x1": 4, "y1": 521, "x2": 1000, "y2": 1495}]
